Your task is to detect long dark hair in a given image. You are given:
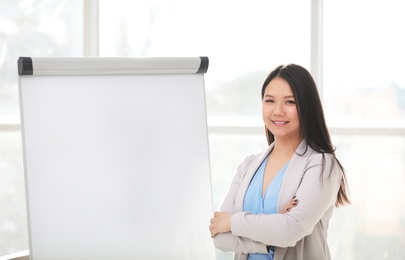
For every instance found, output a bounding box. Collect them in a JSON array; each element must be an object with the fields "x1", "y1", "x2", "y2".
[{"x1": 261, "y1": 64, "x2": 350, "y2": 207}]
